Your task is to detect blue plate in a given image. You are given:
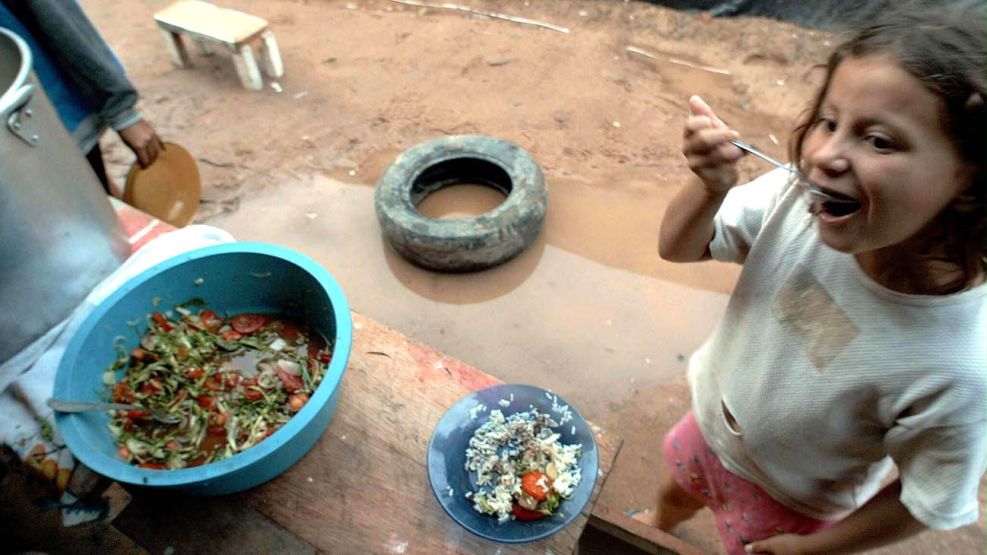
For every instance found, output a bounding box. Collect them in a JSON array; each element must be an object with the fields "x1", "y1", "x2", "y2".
[{"x1": 427, "y1": 384, "x2": 599, "y2": 543}]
